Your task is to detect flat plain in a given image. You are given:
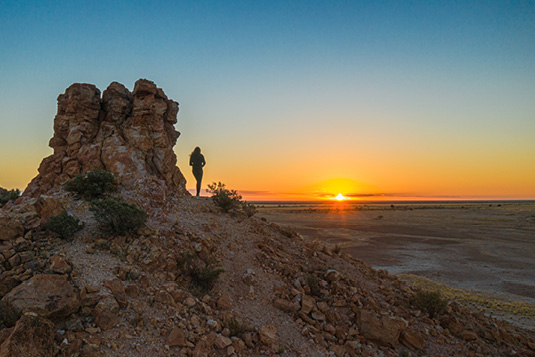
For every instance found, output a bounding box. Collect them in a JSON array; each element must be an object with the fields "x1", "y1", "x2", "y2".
[{"x1": 256, "y1": 201, "x2": 535, "y2": 329}]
